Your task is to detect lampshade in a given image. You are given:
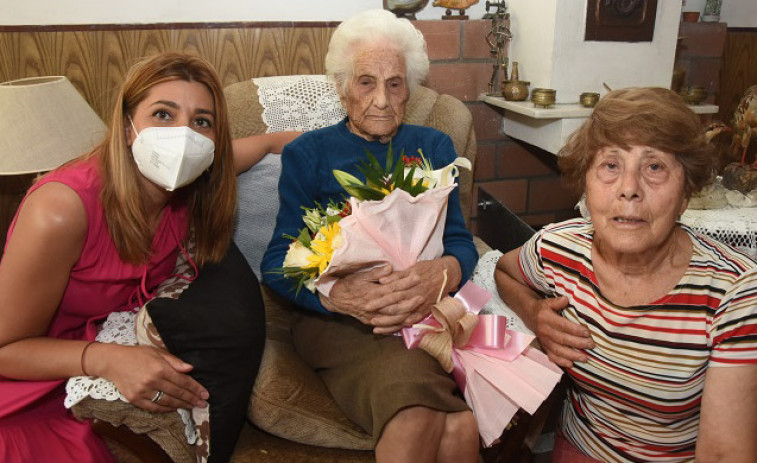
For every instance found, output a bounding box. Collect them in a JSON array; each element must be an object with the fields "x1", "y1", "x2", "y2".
[{"x1": 0, "y1": 76, "x2": 107, "y2": 175}]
